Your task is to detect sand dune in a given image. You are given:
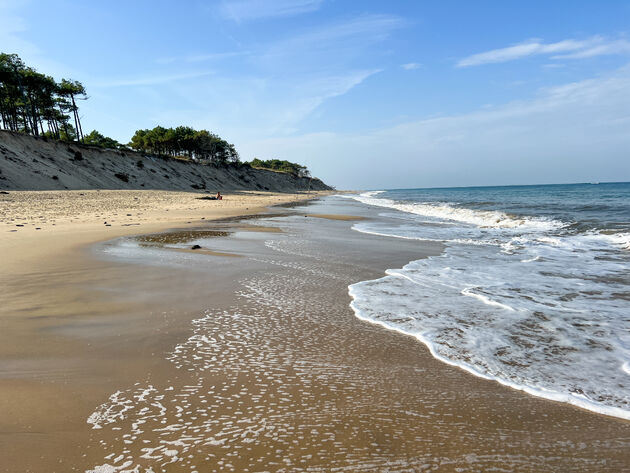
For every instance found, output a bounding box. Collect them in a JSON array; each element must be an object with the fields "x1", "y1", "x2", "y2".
[{"x1": 0, "y1": 130, "x2": 330, "y2": 192}]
